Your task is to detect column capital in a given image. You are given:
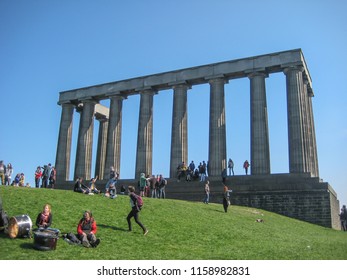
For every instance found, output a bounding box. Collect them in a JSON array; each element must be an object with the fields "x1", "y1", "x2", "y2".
[
  {"x1": 207, "y1": 76, "x2": 228, "y2": 85},
  {"x1": 247, "y1": 71, "x2": 269, "y2": 79},
  {"x1": 139, "y1": 88, "x2": 157, "y2": 96},
  {"x1": 283, "y1": 65, "x2": 305, "y2": 75},
  {"x1": 172, "y1": 83, "x2": 192, "y2": 90},
  {"x1": 106, "y1": 92, "x2": 128, "y2": 100}
]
